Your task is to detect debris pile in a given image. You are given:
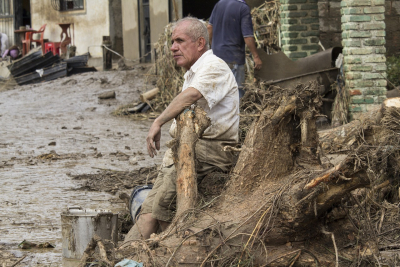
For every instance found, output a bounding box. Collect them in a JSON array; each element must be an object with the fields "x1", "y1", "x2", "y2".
[
  {"x1": 251, "y1": 0, "x2": 281, "y2": 52},
  {"x1": 7, "y1": 49, "x2": 96, "y2": 86}
]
